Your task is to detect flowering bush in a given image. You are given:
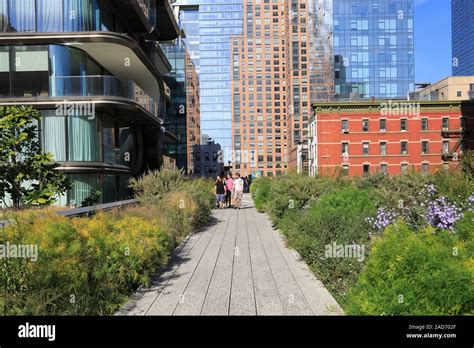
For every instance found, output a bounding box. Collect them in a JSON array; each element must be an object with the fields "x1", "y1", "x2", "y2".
[
  {"x1": 252, "y1": 170, "x2": 473, "y2": 313},
  {"x1": 426, "y1": 196, "x2": 464, "y2": 231},
  {"x1": 366, "y1": 208, "x2": 399, "y2": 233},
  {"x1": 468, "y1": 194, "x2": 474, "y2": 211}
]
